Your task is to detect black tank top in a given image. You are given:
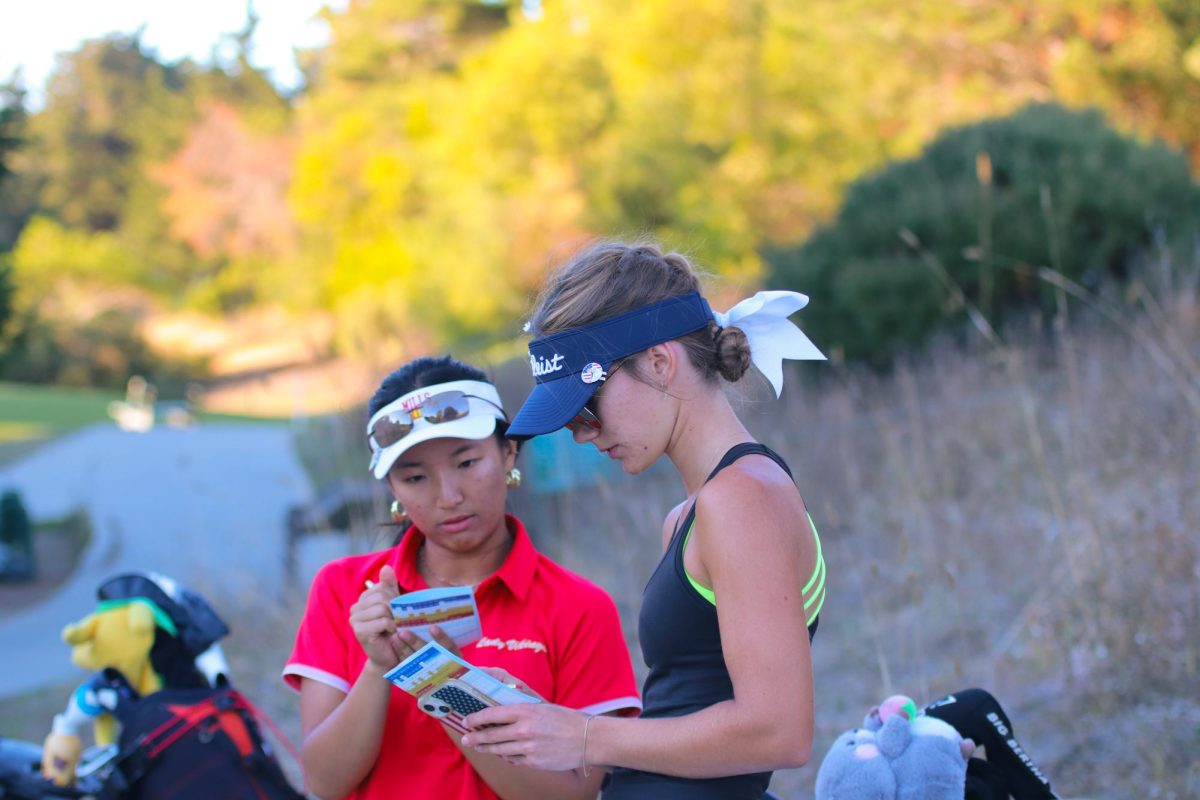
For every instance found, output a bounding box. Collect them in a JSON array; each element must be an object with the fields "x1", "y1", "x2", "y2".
[{"x1": 602, "y1": 443, "x2": 819, "y2": 800}]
